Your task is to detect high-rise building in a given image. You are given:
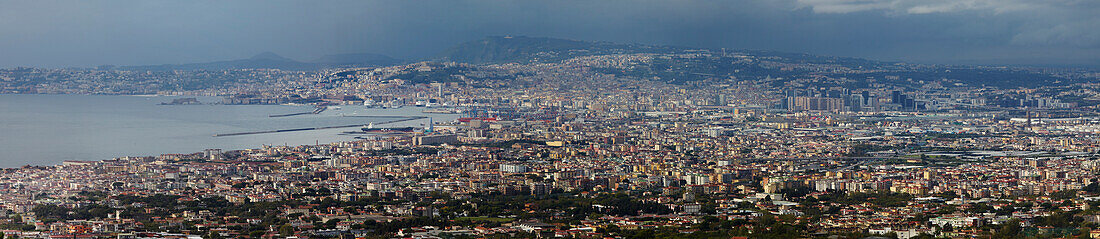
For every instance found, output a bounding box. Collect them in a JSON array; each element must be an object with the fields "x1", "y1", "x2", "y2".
[
  {"x1": 891, "y1": 90, "x2": 904, "y2": 104},
  {"x1": 414, "y1": 134, "x2": 458, "y2": 145},
  {"x1": 787, "y1": 97, "x2": 845, "y2": 111},
  {"x1": 848, "y1": 94, "x2": 865, "y2": 112},
  {"x1": 500, "y1": 164, "x2": 529, "y2": 173},
  {"x1": 531, "y1": 183, "x2": 552, "y2": 195}
]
